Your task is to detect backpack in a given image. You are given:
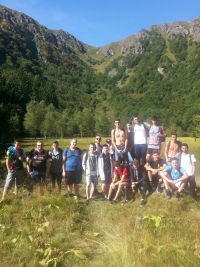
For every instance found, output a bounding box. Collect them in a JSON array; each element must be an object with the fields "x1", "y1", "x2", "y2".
[
  {"x1": 178, "y1": 152, "x2": 192, "y2": 165},
  {"x1": 5, "y1": 146, "x2": 24, "y2": 159}
]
